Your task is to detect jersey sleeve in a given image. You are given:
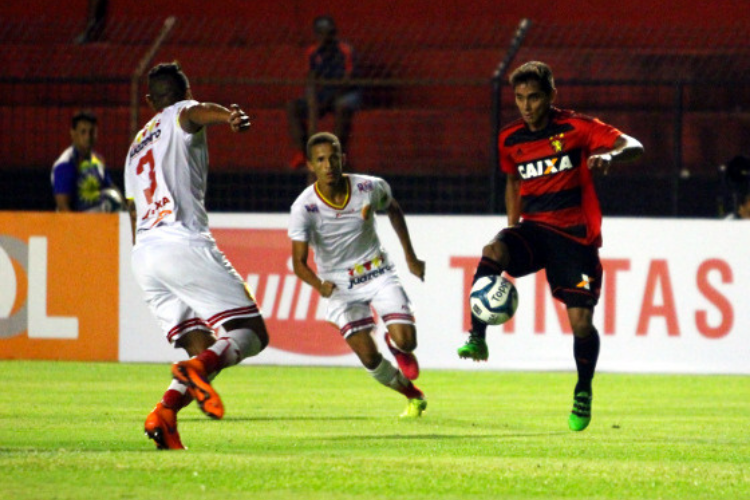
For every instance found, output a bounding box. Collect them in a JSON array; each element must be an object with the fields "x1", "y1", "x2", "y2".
[
  {"x1": 288, "y1": 201, "x2": 311, "y2": 242},
  {"x1": 498, "y1": 131, "x2": 517, "y2": 175},
  {"x1": 172, "y1": 100, "x2": 202, "y2": 143},
  {"x1": 372, "y1": 177, "x2": 393, "y2": 211},
  {"x1": 98, "y1": 155, "x2": 113, "y2": 188},
  {"x1": 52, "y1": 161, "x2": 76, "y2": 195},
  {"x1": 340, "y1": 41, "x2": 355, "y2": 76},
  {"x1": 306, "y1": 45, "x2": 318, "y2": 72},
  {"x1": 587, "y1": 118, "x2": 622, "y2": 153}
]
